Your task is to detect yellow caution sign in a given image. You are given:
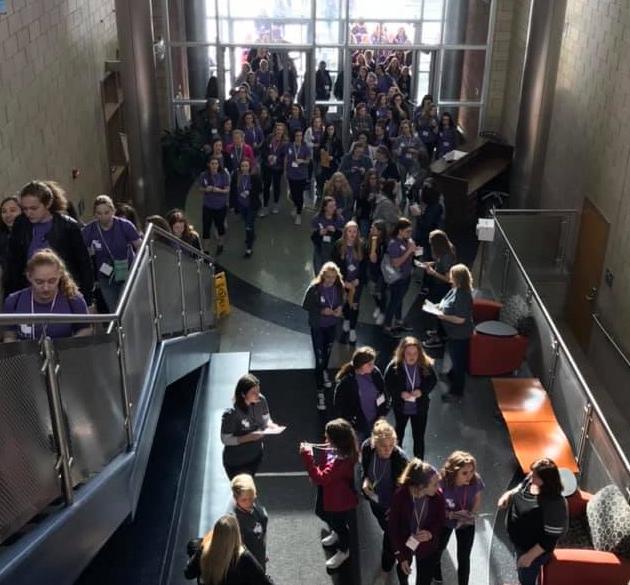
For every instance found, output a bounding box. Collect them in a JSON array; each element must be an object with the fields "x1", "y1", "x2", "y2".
[{"x1": 214, "y1": 271, "x2": 231, "y2": 317}]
